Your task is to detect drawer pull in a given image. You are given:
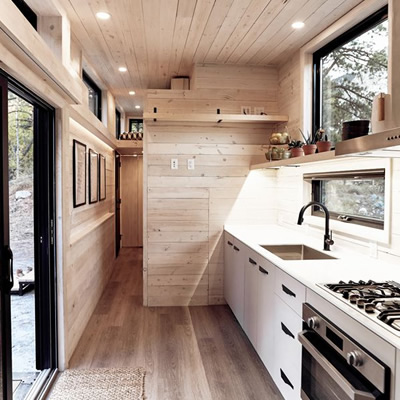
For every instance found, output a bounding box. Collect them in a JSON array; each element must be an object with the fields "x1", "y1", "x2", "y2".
[
  {"x1": 227, "y1": 241, "x2": 233, "y2": 246},
  {"x1": 233, "y1": 246, "x2": 240, "y2": 251},
  {"x1": 258, "y1": 266, "x2": 269, "y2": 275},
  {"x1": 281, "y1": 322, "x2": 295, "y2": 339},
  {"x1": 248, "y1": 257, "x2": 257, "y2": 265},
  {"x1": 282, "y1": 284, "x2": 296, "y2": 298},
  {"x1": 280, "y1": 369, "x2": 294, "y2": 390}
]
